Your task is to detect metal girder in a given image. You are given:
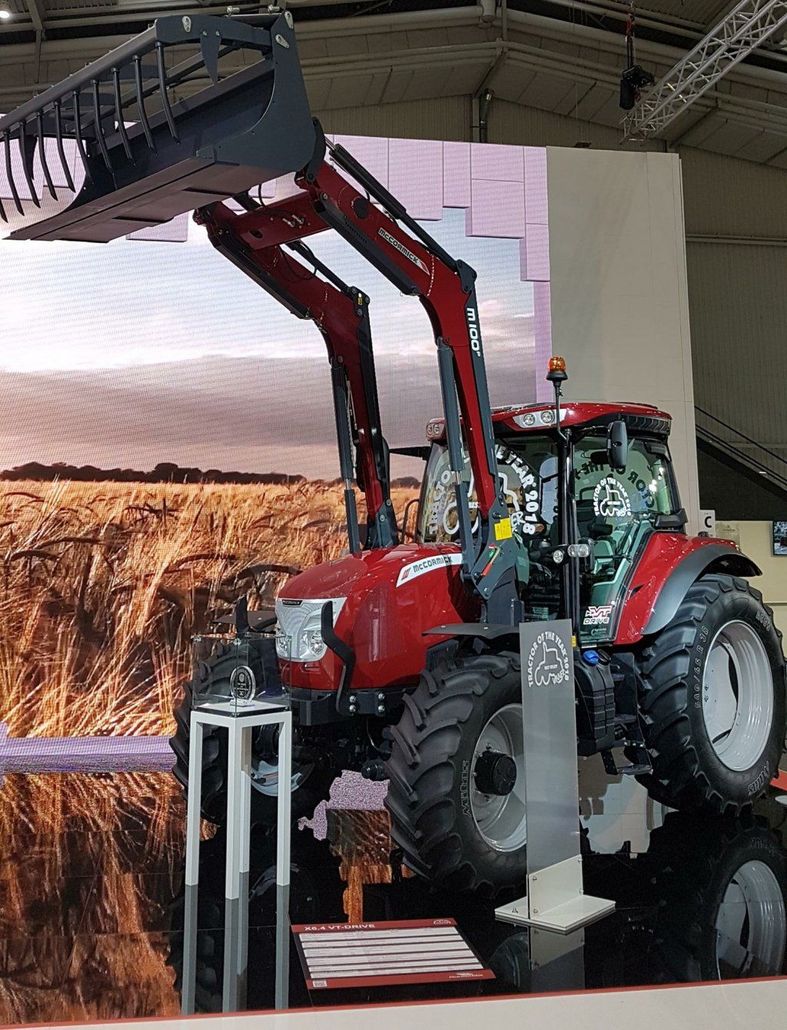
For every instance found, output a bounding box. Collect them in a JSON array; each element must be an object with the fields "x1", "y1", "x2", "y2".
[
  {"x1": 25, "y1": 0, "x2": 44, "y2": 34},
  {"x1": 623, "y1": 0, "x2": 787, "y2": 140}
]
